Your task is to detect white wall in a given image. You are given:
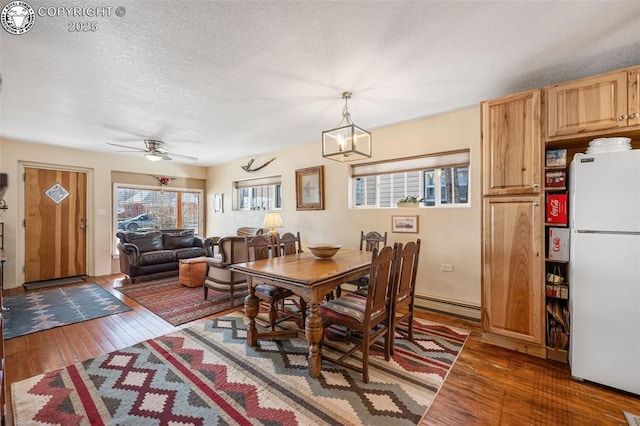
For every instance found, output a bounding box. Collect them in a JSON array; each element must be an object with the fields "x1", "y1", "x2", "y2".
[
  {"x1": 206, "y1": 106, "x2": 481, "y2": 314},
  {"x1": 0, "y1": 137, "x2": 207, "y2": 289}
]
